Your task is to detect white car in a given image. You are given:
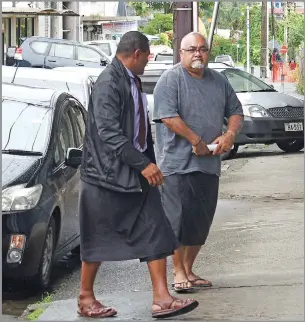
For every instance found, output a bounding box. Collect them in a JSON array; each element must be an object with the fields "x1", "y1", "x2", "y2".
[
  {"x1": 2, "y1": 66, "x2": 98, "y2": 109},
  {"x1": 214, "y1": 55, "x2": 235, "y2": 67},
  {"x1": 140, "y1": 63, "x2": 304, "y2": 154},
  {"x1": 83, "y1": 40, "x2": 117, "y2": 61}
]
